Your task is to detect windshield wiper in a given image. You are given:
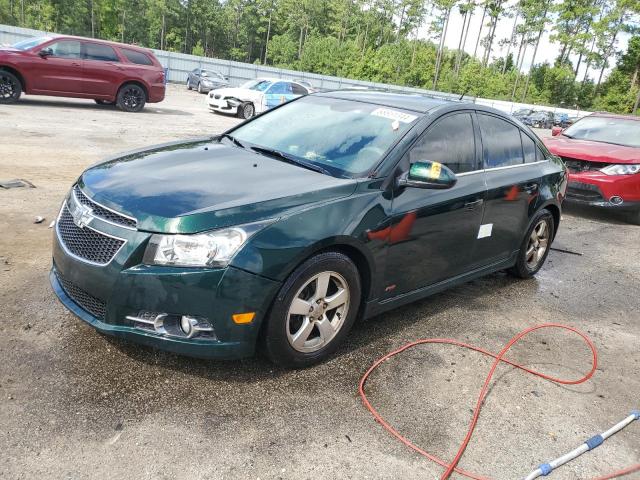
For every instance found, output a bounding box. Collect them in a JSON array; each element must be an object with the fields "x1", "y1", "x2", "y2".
[
  {"x1": 250, "y1": 146, "x2": 330, "y2": 175},
  {"x1": 219, "y1": 133, "x2": 246, "y2": 149},
  {"x1": 561, "y1": 133, "x2": 574, "y2": 138}
]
